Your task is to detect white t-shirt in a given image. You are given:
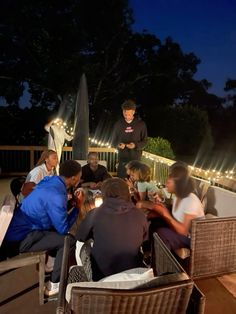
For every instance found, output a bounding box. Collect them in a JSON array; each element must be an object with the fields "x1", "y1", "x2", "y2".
[
  {"x1": 25, "y1": 163, "x2": 55, "y2": 184},
  {"x1": 172, "y1": 193, "x2": 204, "y2": 223}
]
